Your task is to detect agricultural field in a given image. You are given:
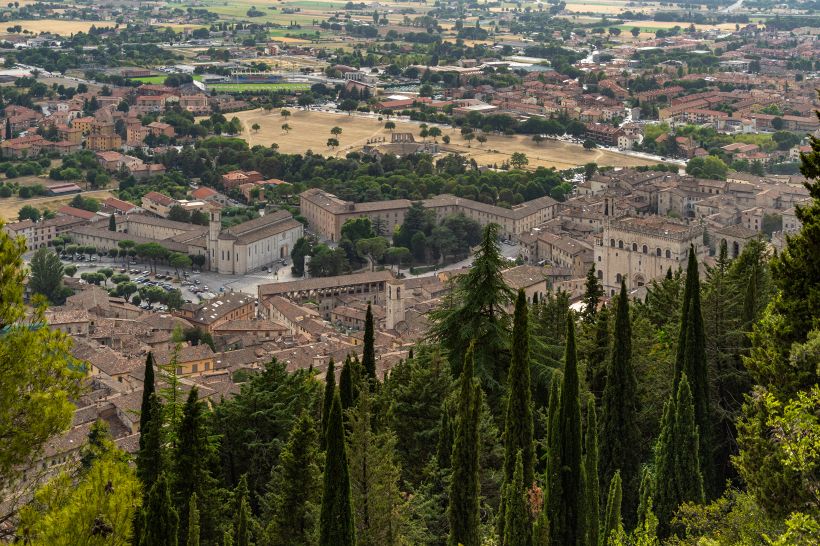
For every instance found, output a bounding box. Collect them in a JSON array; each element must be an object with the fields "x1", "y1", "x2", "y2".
[
  {"x1": 0, "y1": 190, "x2": 115, "y2": 222},
  {"x1": 233, "y1": 108, "x2": 658, "y2": 171},
  {"x1": 2, "y1": 19, "x2": 117, "y2": 35},
  {"x1": 208, "y1": 83, "x2": 311, "y2": 92}
]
